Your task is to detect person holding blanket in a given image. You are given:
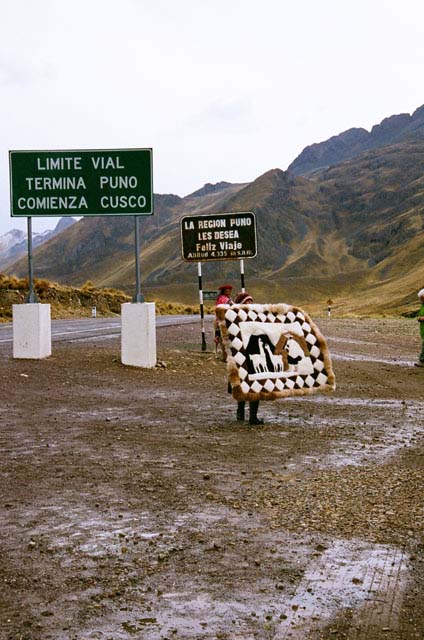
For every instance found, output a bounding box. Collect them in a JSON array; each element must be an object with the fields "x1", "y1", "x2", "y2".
[
  {"x1": 233, "y1": 291, "x2": 263, "y2": 426},
  {"x1": 415, "y1": 288, "x2": 424, "y2": 367}
]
